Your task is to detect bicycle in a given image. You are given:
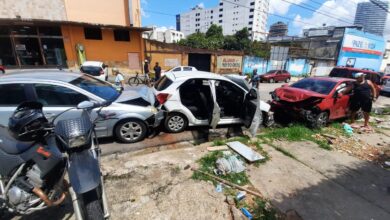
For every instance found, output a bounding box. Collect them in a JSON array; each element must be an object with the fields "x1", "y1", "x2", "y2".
[{"x1": 128, "y1": 72, "x2": 155, "y2": 86}]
